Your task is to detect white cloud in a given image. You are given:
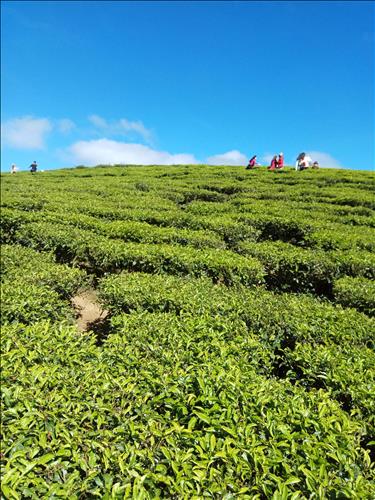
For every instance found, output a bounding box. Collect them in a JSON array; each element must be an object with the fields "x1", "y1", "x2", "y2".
[
  {"x1": 119, "y1": 119, "x2": 153, "y2": 144},
  {"x1": 57, "y1": 118, "x2": 76, "y2": 133},
  {"x1": 66, "y1": 139, "x2": 199, "y2": 166},
  {"x1": 88, "y1": 114, "x2": 154, "y2": 144},
  {"x1": 206, "y1": 150, "x2": 248, "y2": 166},
  {"x1": 1, "y1": 116, "x2": 52, "y2": 149},
  {"x1": 88, "y1": 114, "x2": 108, "y2": 128},
  {"x1": 306, "y1": 151, "x2": 343, "y2": 169}
]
